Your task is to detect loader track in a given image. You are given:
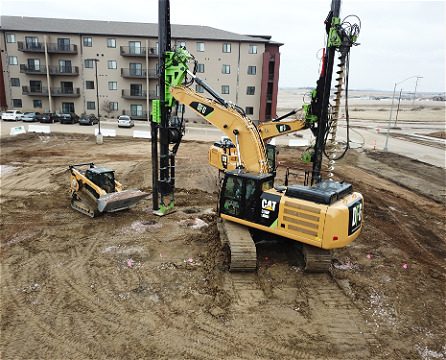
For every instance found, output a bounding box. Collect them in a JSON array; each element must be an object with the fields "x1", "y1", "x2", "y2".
[
  {"x1": 71, "y1": 188, "x2": 99, "y2": 218},
  {"x1": 218, "y1": 220, "x2": 257, "y2": 271}
]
